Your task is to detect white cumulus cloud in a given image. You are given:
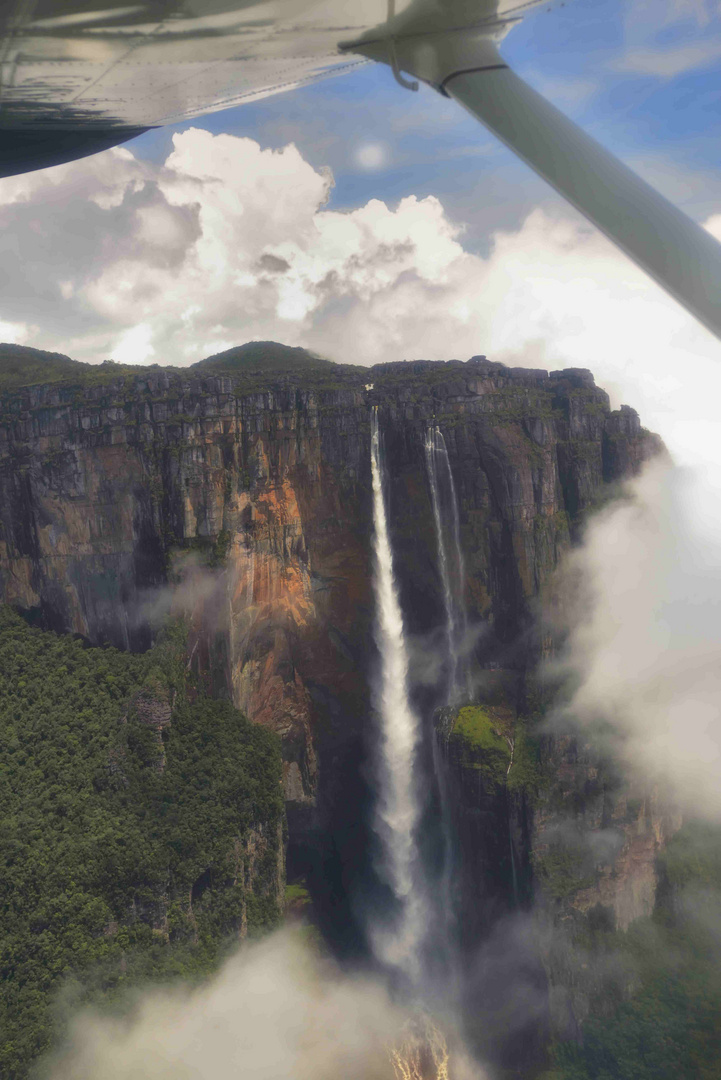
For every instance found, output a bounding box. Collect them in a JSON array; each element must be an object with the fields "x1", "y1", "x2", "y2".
[{"x1": 1, "y1": 125, "x2": 721, "y2": 472}]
